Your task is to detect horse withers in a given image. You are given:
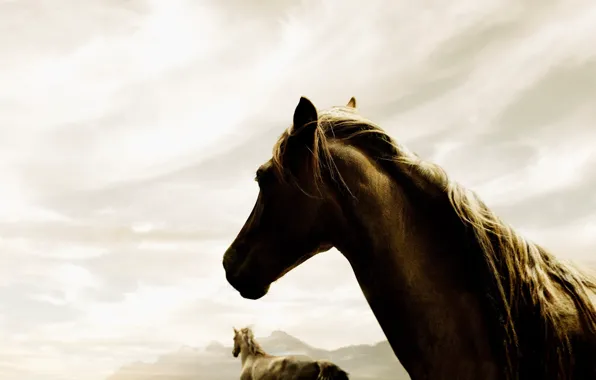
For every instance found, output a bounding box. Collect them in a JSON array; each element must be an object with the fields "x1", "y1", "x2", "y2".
[{"x1": 232, "y1": 327, "x2": 349, "y2": 380}]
